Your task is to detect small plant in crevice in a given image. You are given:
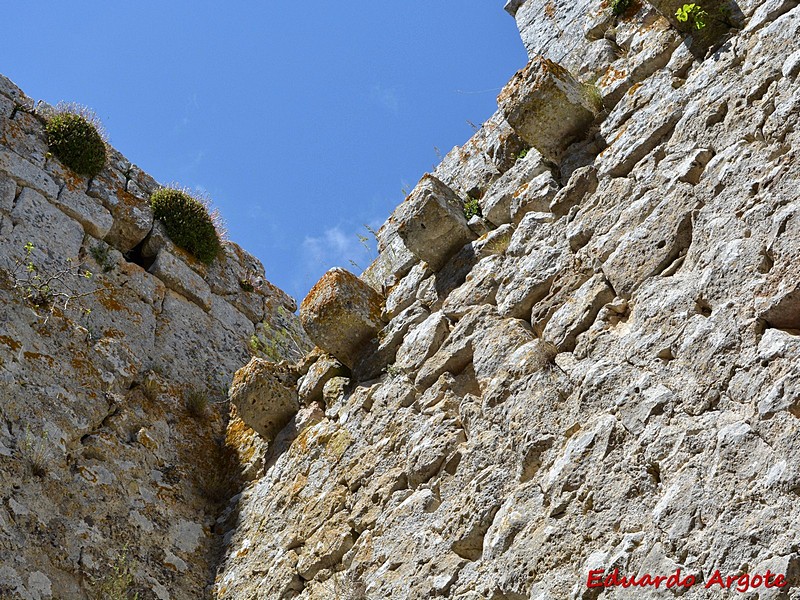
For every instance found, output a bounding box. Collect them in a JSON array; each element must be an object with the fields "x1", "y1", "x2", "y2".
[
  {"x1": 150, "y1": 187, "x2": 223, "y2": 264},
  {"x1": 7, "y1": 242, "x2": 99, "y2": 324},
  {"x1": 676, "y1": 3, "x2": 708, "y2": 29},
  {"x1": 383, "y1": 363, "x2": 403, "y2": 379},
  {"x1": 44, "y1": 103, "x2": 107, "y2": 177},
  {"x1": 583, "y1": 83, "x2": 605, "y2": 113},
  {"x1": 463, "y1": 197, "x2": 482, "y2": 220},
  {"x1": 238, "y1": 272, "x2": 260, "y2": 293},
  {"x1": 89, "y1": 243, "x2": 114, "y2": 273},
  {"x1": 517, "y1": 147, "x2": 530, "y2": 160},
  {"x1": 185, "y1": 389, "x2": 209, "y2": 419},
  {"x1": 196, "y1": 435, "x2": 242, "y2": 506},
  {"x1": 610, "y1": 0, "x2": 633, "y2": 16},
  {"x1": 19, "y1": 425, "x2": 50, "y2": 478},
  {"x1": 249, "y1": 312, "x2": 309, "y2": 363},
  {"x1": 92, "y1": 546, "x2": 139, "y2": 600},
  {"x1": 322, "y1": 569, "x2": 368, "y2": 600}
]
